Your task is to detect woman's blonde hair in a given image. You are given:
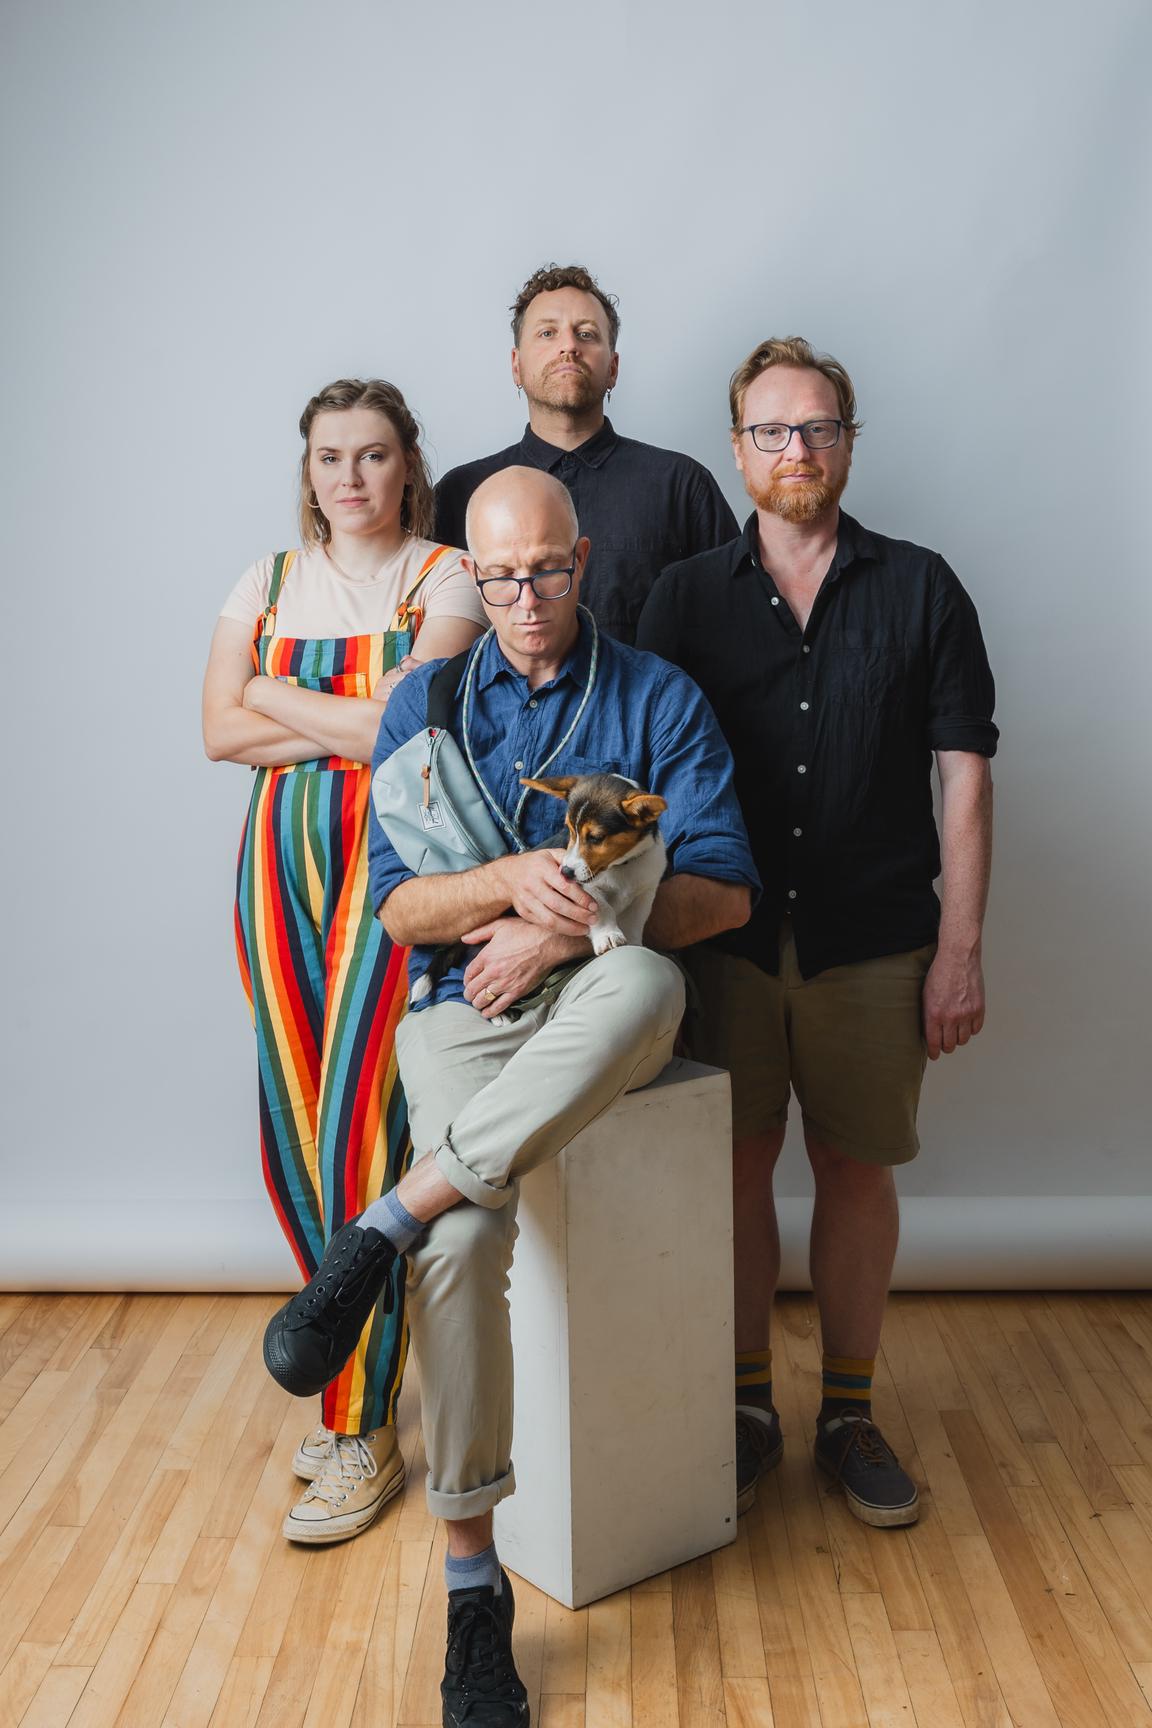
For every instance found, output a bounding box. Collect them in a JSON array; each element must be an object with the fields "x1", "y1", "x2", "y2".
[{"x1": 298, "y1": 378, "x2": 436, "y2": 548}]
